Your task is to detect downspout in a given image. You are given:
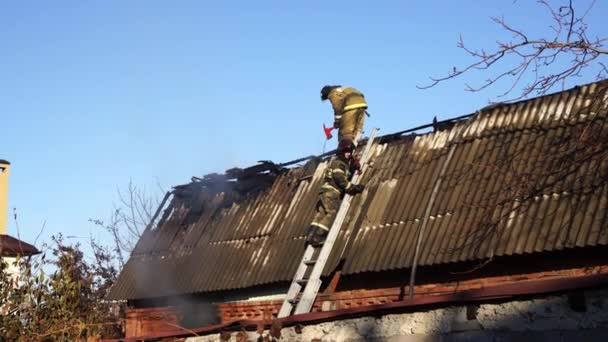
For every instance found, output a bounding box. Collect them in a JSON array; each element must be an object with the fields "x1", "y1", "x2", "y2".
[{"x1": 408, "y1": 142, "x2": 457, "y2": 299}]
